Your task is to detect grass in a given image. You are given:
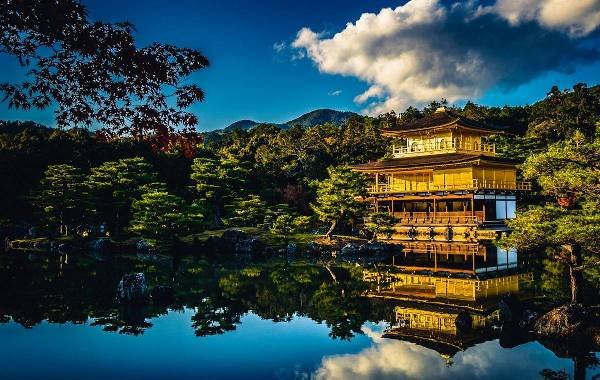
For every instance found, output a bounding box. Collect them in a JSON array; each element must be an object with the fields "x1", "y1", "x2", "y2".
[
  {"x1": 181, "y1": 227, "x2": 368, "y2": 250},
  {"x1": 181, "y1": 227, "x2": 320, "y2": 248}
]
